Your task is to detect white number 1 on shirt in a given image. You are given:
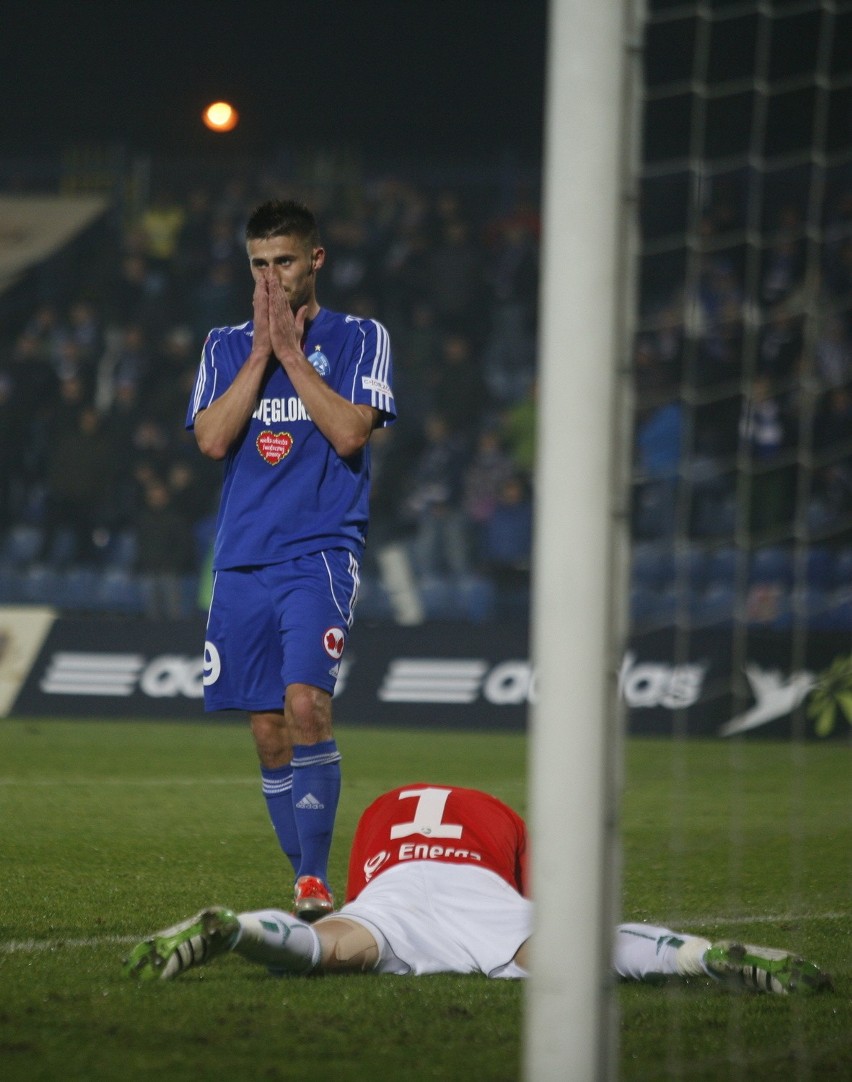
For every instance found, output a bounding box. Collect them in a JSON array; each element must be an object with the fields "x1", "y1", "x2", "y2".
[{"x1": 389, "y1": 787, "x2": 464, "y2": 840}]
